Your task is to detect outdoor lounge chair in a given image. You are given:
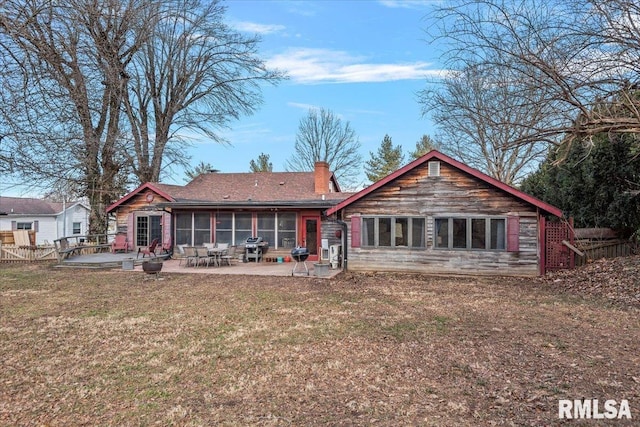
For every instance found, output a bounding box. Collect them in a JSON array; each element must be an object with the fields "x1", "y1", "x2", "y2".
[
  {"x1": 137, "y1": 238, "x2": 159, "y2": 259},
  {"x1": 111, "y1": 233, "x2": 130, "y2": 253}
]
